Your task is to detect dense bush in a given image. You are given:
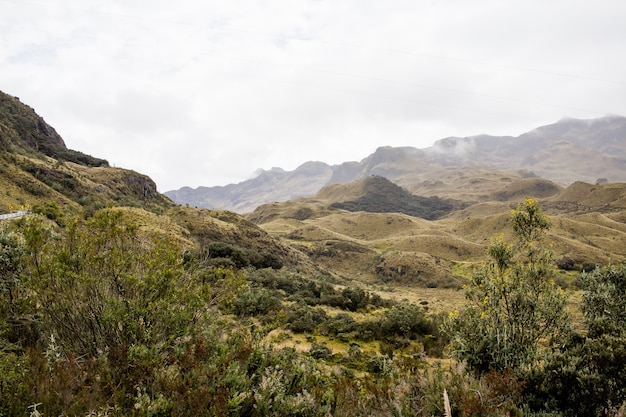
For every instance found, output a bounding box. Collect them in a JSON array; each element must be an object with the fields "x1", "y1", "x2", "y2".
[
  {"x1": 524, "y1": 264, "x2": 626, "y2": 416},
  {"x1": 205, "y1": 241, "x2": 283, "y2": 270},
  {"x1": 286, "y1": 304, "x2": 328, "y2": 333},
  {"x1": 233, "y1": 287, "x2": 283, "y2": 317}
]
